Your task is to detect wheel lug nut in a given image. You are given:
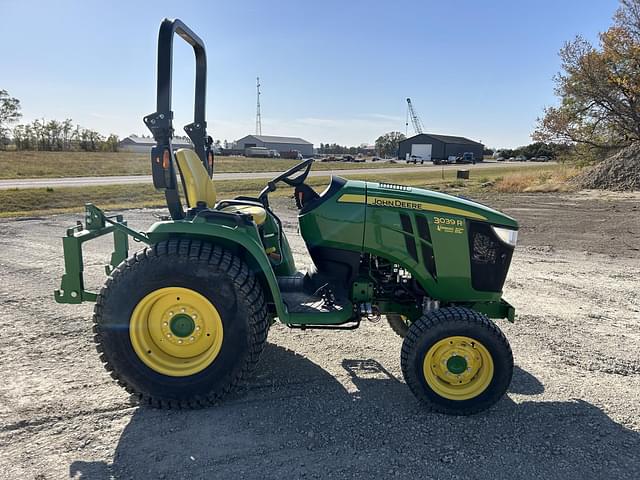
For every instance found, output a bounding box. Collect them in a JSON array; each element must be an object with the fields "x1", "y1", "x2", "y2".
[
  {"x1": 178, "y1": 340, "x2": 183, "y2": 344},
  {"x1": 181, "y1": 308, "x2": 185, "y2": 313},
  {"x1": 190, "y1": 336, "x2": 195, "y2": 341},
  {"x1": 169, "y1": 311, "x2": 174, "y2": 316}
]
